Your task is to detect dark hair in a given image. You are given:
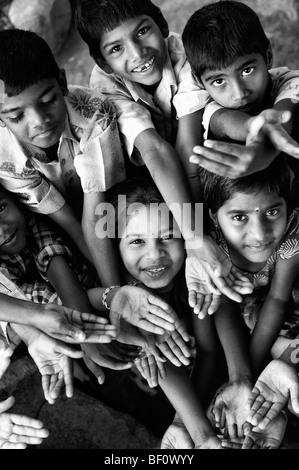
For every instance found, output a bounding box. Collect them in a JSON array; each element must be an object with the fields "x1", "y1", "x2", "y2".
[
  {"x1": 199, "y1": 156, "x2": 292, "y2": 214},
  {"x1": 75, "y1": 0, "x2": 169, "y2": 64},
  {"x1": 107, "y1": 176, "x2": 168, "y2": 240},
  {"x1": 182, "y1": 0, "x2": 270, "y2": 81},
  {"x1": 0, "y1": 29, "x2": 60, "y2": 97}
]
